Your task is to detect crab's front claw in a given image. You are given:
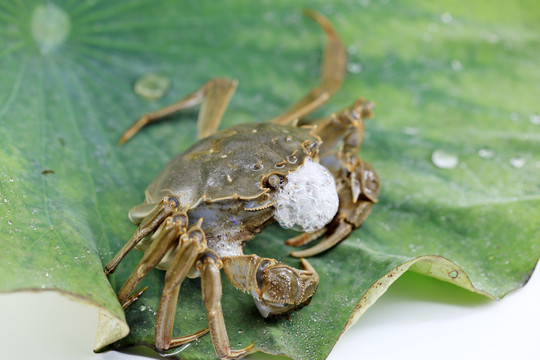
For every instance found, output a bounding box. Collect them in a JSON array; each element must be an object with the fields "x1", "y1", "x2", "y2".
[{"x1": 252, "y1": 258, "x2": 319, "y2": 317}]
